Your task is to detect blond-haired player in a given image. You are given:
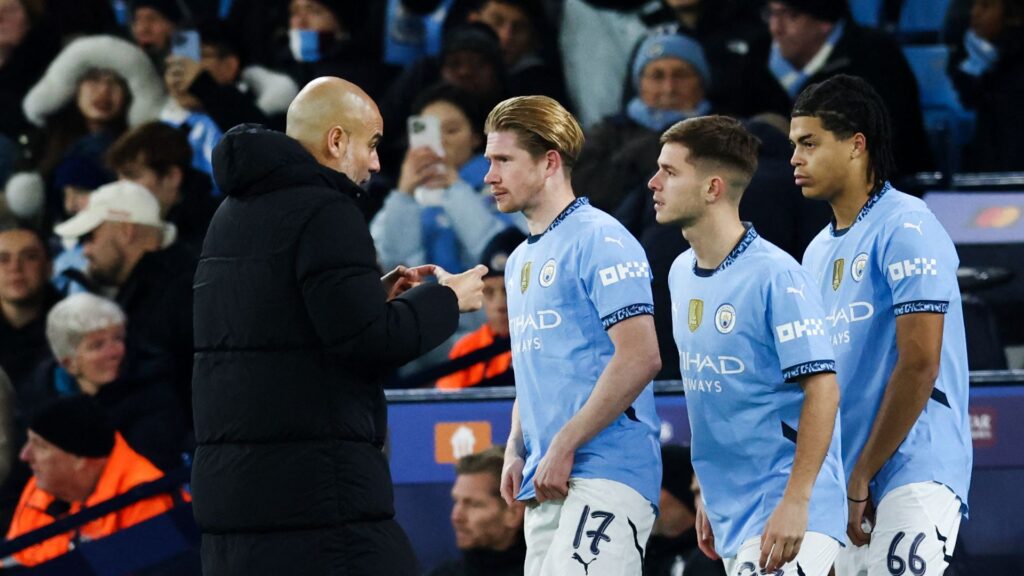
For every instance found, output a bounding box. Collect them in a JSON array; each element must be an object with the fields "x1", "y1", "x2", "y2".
[{"x1": 487, "y1": 96, "x2": 663, "y2": 576}]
